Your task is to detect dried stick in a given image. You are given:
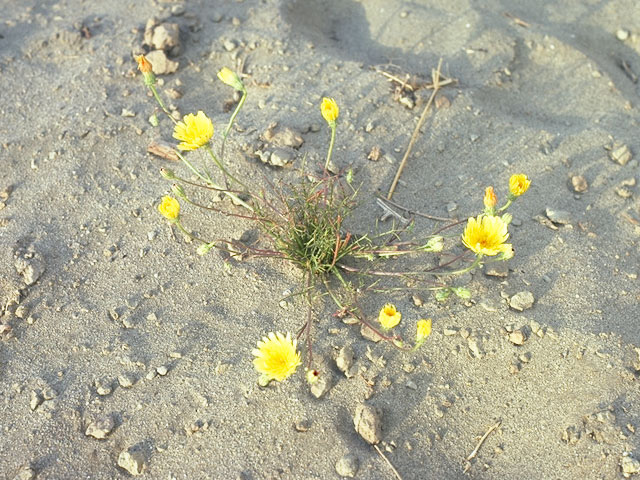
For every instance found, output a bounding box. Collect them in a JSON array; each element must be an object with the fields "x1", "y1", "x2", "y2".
[
  {"x1": 463, "y1": 421, "x2": 501, "y2": 473},
  {"x1": 387, "y1": 58, "x2": 446, "y2": 200},
  {"x1": 373, "y1": 444, "x2": 403, "y2": 480}
]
